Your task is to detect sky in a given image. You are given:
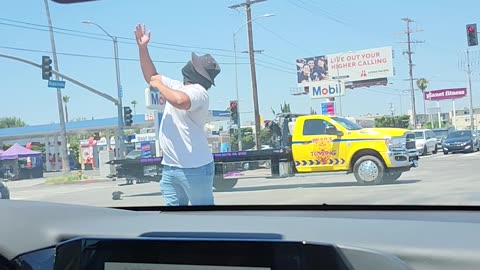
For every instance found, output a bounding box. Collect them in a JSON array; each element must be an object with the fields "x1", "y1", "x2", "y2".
[{"x1": 1, "y1": 0, "x2": 480, "y2": 126}]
